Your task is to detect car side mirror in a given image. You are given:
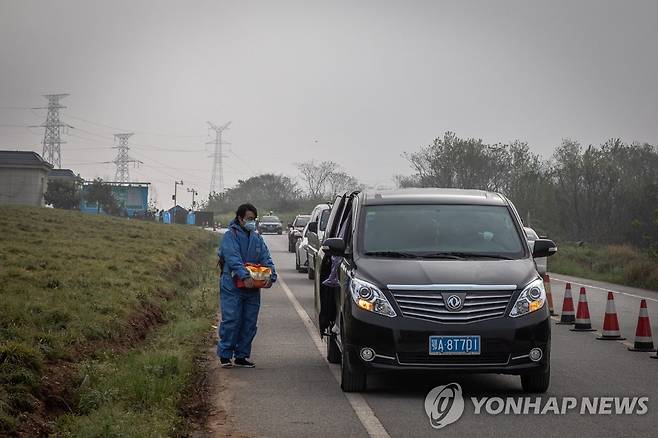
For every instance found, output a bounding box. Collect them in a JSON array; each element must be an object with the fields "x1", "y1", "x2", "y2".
[
  {"x1": 308, "y1": 221, "x2": 318, "y2": 233},
  {"x1": 532, "y1": 239, "x2": 557, "y2": 258},
  {"x1": 287, "y1": 223, "x2": 293, "y2": 228},
  {"x1": 322, "y1": 237, "x2": 345, "y2": 256}
]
